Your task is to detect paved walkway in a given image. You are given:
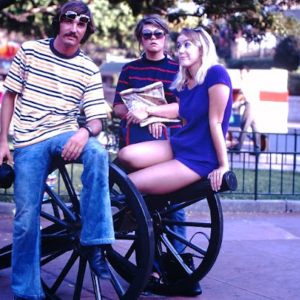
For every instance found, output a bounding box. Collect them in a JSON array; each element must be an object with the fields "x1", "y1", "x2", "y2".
[{"x1": 1, "y1": 208, "x2": 299, "y2": 300}]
